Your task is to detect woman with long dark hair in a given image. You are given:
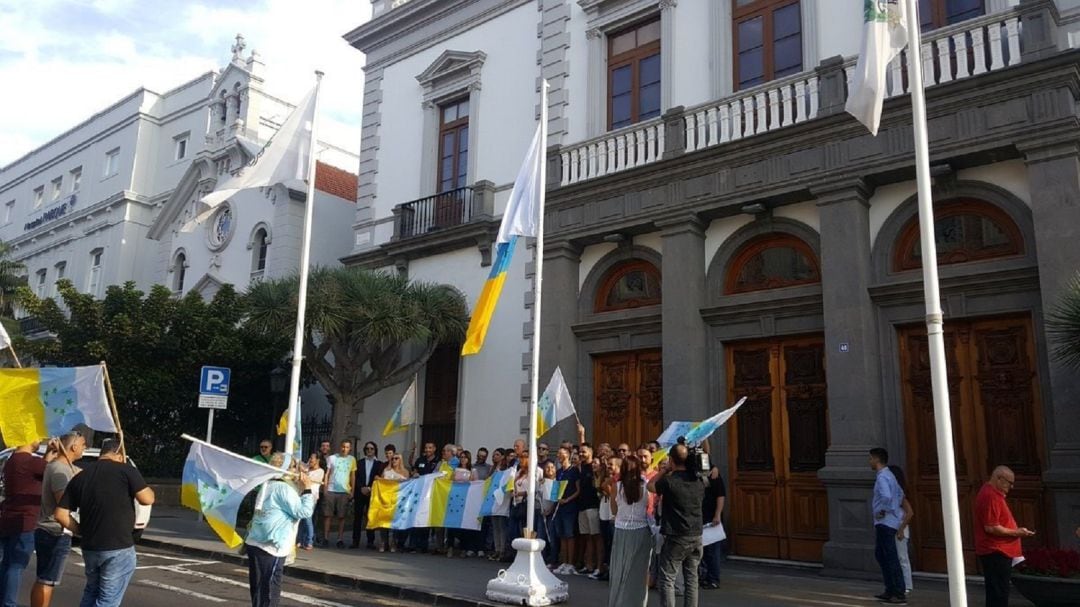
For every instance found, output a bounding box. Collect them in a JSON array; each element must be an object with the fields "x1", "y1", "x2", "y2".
[{"x1": 607, "y1": 455, "x2": 652, "y2": 607}]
